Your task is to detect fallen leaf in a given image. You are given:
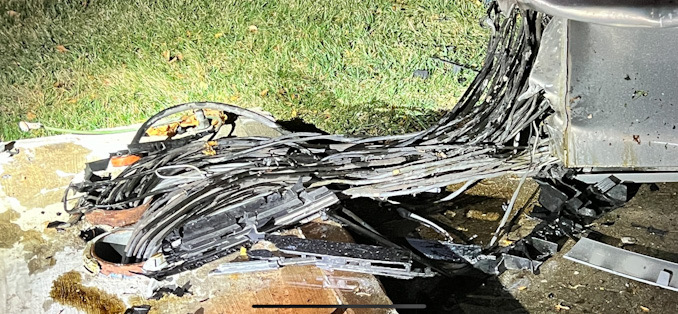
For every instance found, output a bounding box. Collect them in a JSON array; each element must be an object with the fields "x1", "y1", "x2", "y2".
[
  {"x1": 291, "y1": 109, "x2": 297, "y2": 118},
  {"x1": 7, "y1": 10, "x2": 19, "y2": 18},
  {"x1": 640, "y1": 306, "x2": 650, "y2": 312},
  {"x1": 53, "y1": 81, "x2": 65, "y2": 88},
  {"x1": 229, "y1": 95, "x2": 239, "y2": 102},
  {"x1": 102, "y1": 79, "x2": 112, "y2": 86},
  {"x1": 518, "y1": 286, "x2": 528, "y2": 291},
  {"x1": 214, "y1": 32, "x2": 224, "y2": 38},
  {"x1": 259, "y1": 89, "x2": 269, "y2": 97},
  {"x1": 161, "y1": 50, "x2": 170, "y2": 61},
  {"x1": 248, "y1": 25, "x2": 258, "y2": 33},
  {"x1": 67, "y1": 98, "x2": 77, "y2": 104},
  {"x1": 176, "y1": 53, "x2": 184, "y2": 61},
  {"x1": 55, "y1": 45, "x2": 68, "y2": 53},
  {"x1": 26, "y1": 112, "x2": 36, "y2": 120}
]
